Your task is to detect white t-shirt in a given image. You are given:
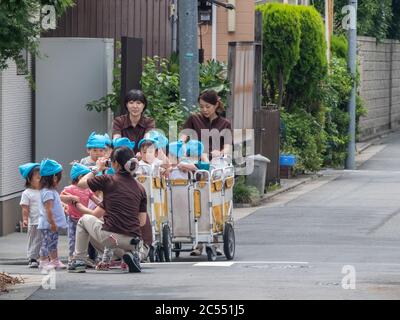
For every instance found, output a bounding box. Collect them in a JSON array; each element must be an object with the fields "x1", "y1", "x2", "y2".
[
  {"x1": 19, "y1": 188, "x2": 41, "y2": 226},
  {"x1": 138, "y1": 159, "x2": 163, "y2": 175}
]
